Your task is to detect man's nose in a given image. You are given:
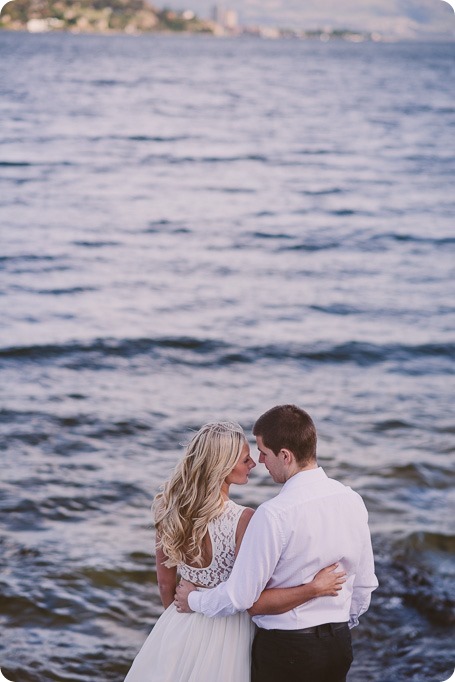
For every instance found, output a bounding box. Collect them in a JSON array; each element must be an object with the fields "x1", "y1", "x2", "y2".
[{"x1": 258, "y1": 453, "x2": 264, "y2": 463}]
